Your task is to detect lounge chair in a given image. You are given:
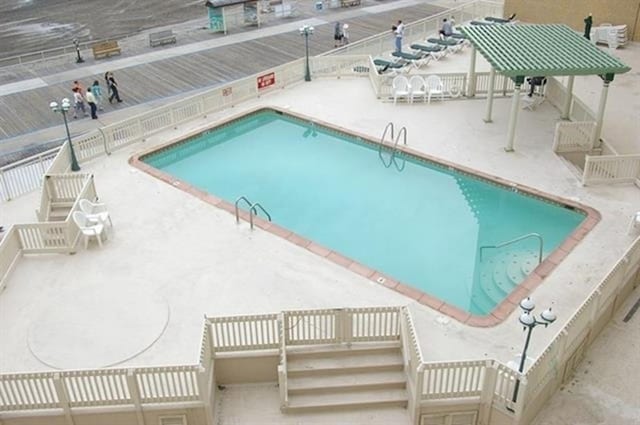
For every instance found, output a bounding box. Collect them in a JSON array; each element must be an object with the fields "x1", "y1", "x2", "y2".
[
  {"x1": 426, "y1": 37, "x2": 464, "y2": 53},
  {"x1": 410, "y1": 43, "x2": 447, "y2": 60},
  {"x1": 485, "y1": 14, "x2": 517, "y2": 24},
  {"x1": 373, "y1": 58, "x2": 406, "y2": 74},
  {"x1": 392, "y1": 51, "x2": 424, "y2": 61},
  {"x1": 470, "y1": 20, "x2": 495, "y2": 26}
]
